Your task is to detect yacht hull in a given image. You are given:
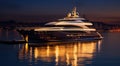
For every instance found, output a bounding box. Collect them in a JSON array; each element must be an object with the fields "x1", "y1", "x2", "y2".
[{"x1": 18, "y1": 30, "x2": 102, "y2": 43}]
